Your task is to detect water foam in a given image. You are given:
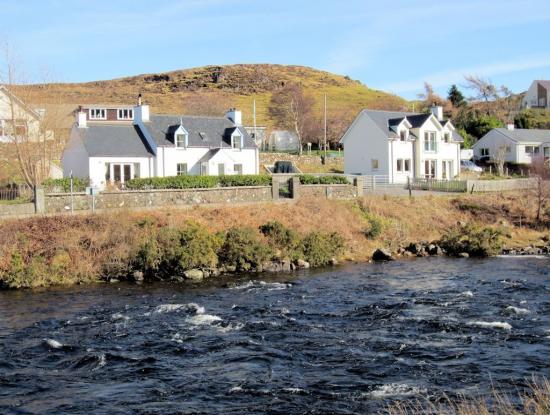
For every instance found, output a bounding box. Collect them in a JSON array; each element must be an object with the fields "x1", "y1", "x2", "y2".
[
  {"x1": 505, "y1": 306, "x2": 530, "y2": 315},
  {"x1": 369, "y1": 383, "x2": 427, "y2": 398},
  {"x1": 230, "y1": 280, "x2": 291, "y2": 291},
  {"x1": 151, "y1": 303, "x2": 205, "y2": 315},
  {"x1": 468, "y1": 321, "x2": 512, "y2": 330},
  {"x1": 186, "y1": 314, "x2": 222, "y2": 326},
  {"x1": 44, "y1": 339, "x2": 63, "y2": 349},
  {"x1": 460, "y1": 290, "x2": 474, "y2": 298}
]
